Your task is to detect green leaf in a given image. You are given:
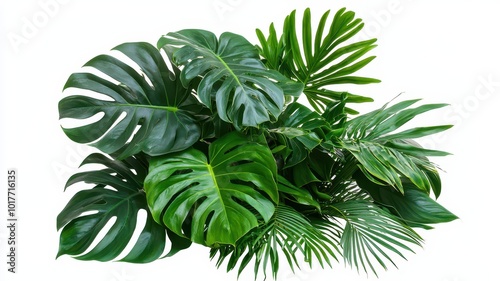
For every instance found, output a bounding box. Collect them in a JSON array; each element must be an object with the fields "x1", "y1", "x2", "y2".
[
  {"x1": 385, "y1": 139, "x2": 451, "y2": 158},
  {"x1": 343, "y1": 141, "x2": 428, "y2": 193},
  {"x1": 344, "y1": 99, "x2": 420, "y2": 139},
  {"x1": 59, "y1": 42, "x2": 201, "y2": 159},
  {"x1": 144, "y1": 132, "x2": 278, "y2": 246},
  {"x1": 158, "y1": 29, "x2": 303, "y2": 128},
  {"x1": 256, "y1": 23, "x2": 284, "y2": 72},
  {"x1": 268, "y1": 103, "x2": 328, "y2": 167},
  {"x1": 292, "y1": 160, "x2": 320, "y2": 187},
  {"x1": 257, "y1": 8, "x2": 379, "y2": 112},
  {"x1": 326, "y1": 153, "x2": 371, "y2": 202},
  {"x1": 355, "y1": 171, "x2": 458, "y2": 229},
  {"x1": 307, "y1": 147, "x2": 336, "y2": 181},
  {"x1": 377, "y1": 125, "x2": 452, "y2": 142},
  {"x1": 56, "y1": 153, "x2": 190, "y2": 263},
  {"x1": 341, "y1": 99, "x2": 452, "y2": 193},
  {"x1": 211, "y1": 205, "x2": 340, "y2": 279},
  {"x1": 327, "y1": 201, "x2": 423, "y2": 275},
  {"x1": 277, "y1": 175, "x2": 320, "y2": 210},
  {"x1": 368, "y1": 104, "x2": 449, "y2": 140}
]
